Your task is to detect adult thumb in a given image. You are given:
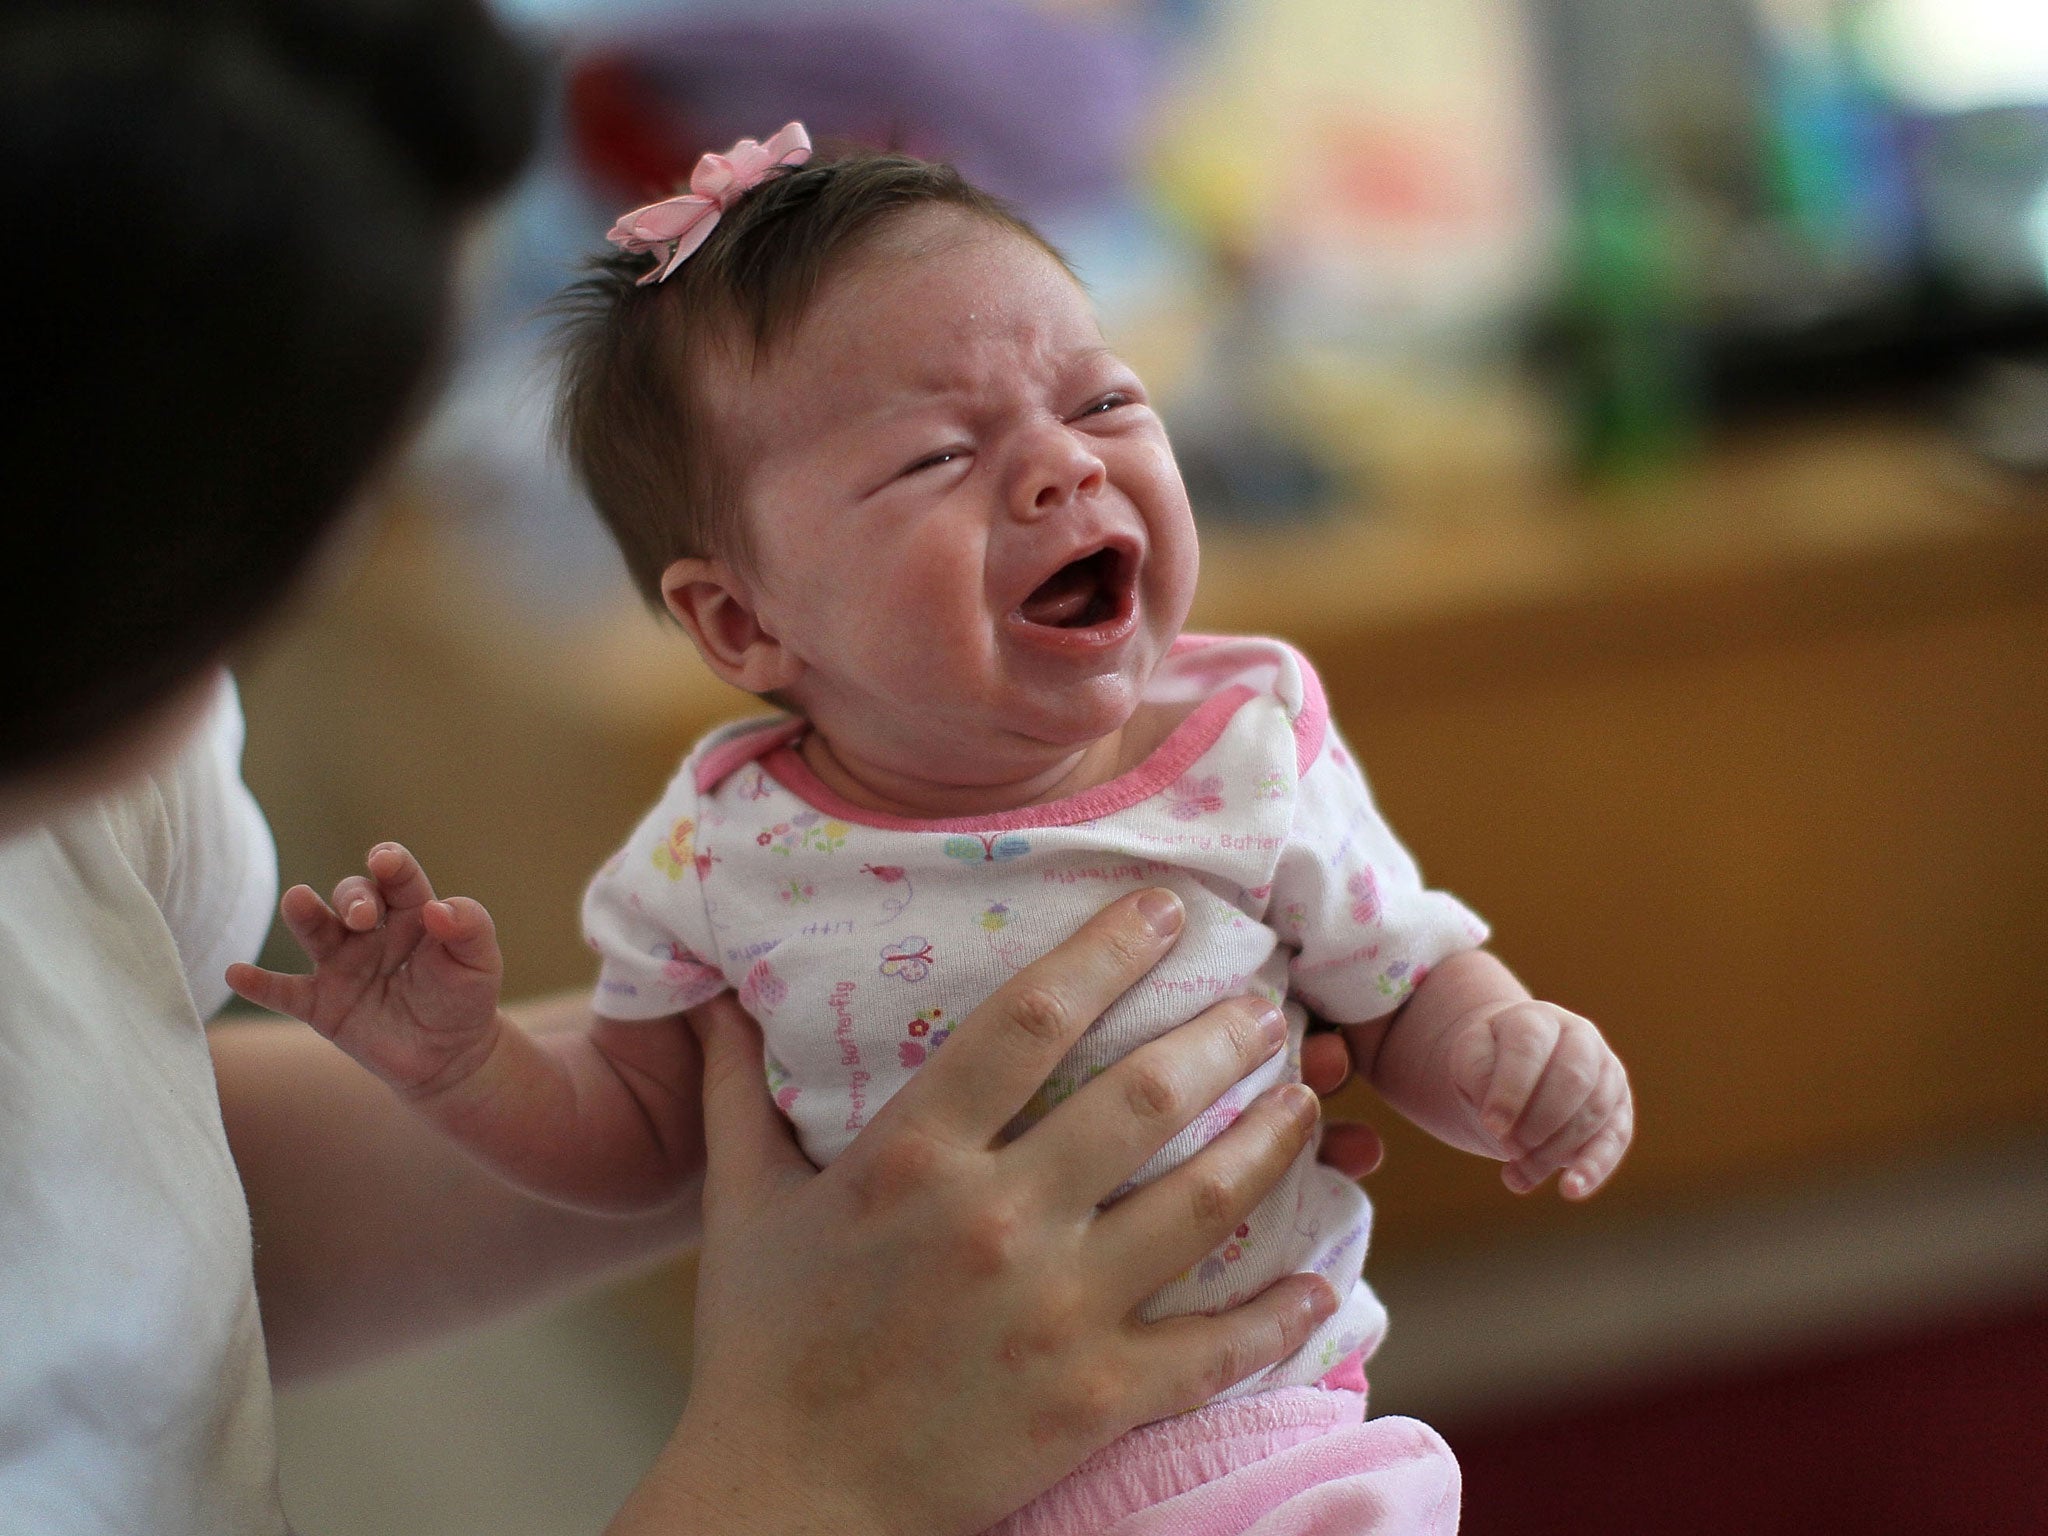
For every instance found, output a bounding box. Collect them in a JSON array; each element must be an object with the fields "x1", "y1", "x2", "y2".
[{"x1": 690, "y1": 994, "x2": 814, "y2": 1219}]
